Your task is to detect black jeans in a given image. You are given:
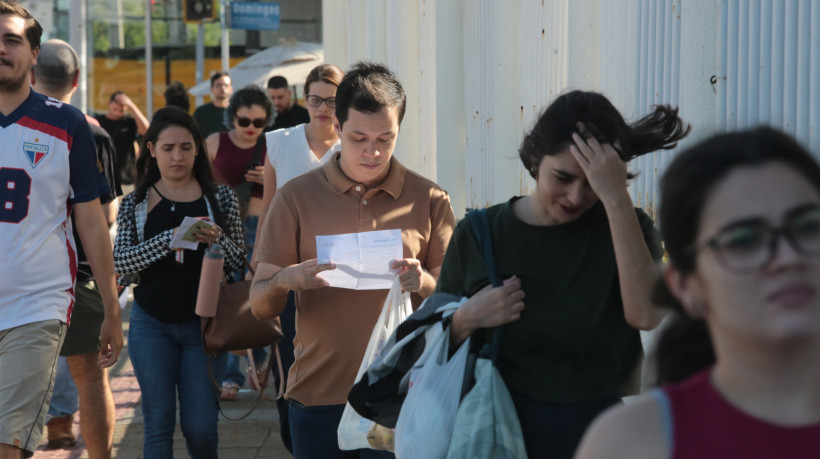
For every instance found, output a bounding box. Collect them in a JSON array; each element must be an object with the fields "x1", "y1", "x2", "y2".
[{"x1": 510, "y1": 390, "x2": 621, "y2": 459}]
